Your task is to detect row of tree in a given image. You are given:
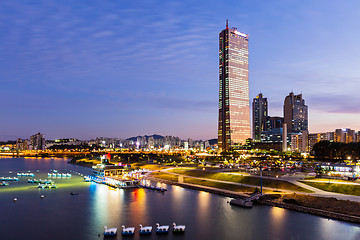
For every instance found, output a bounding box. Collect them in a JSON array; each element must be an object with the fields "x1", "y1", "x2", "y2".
[{"x1": 312, "y1": 141, "x2": 360, "y2": 160}]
